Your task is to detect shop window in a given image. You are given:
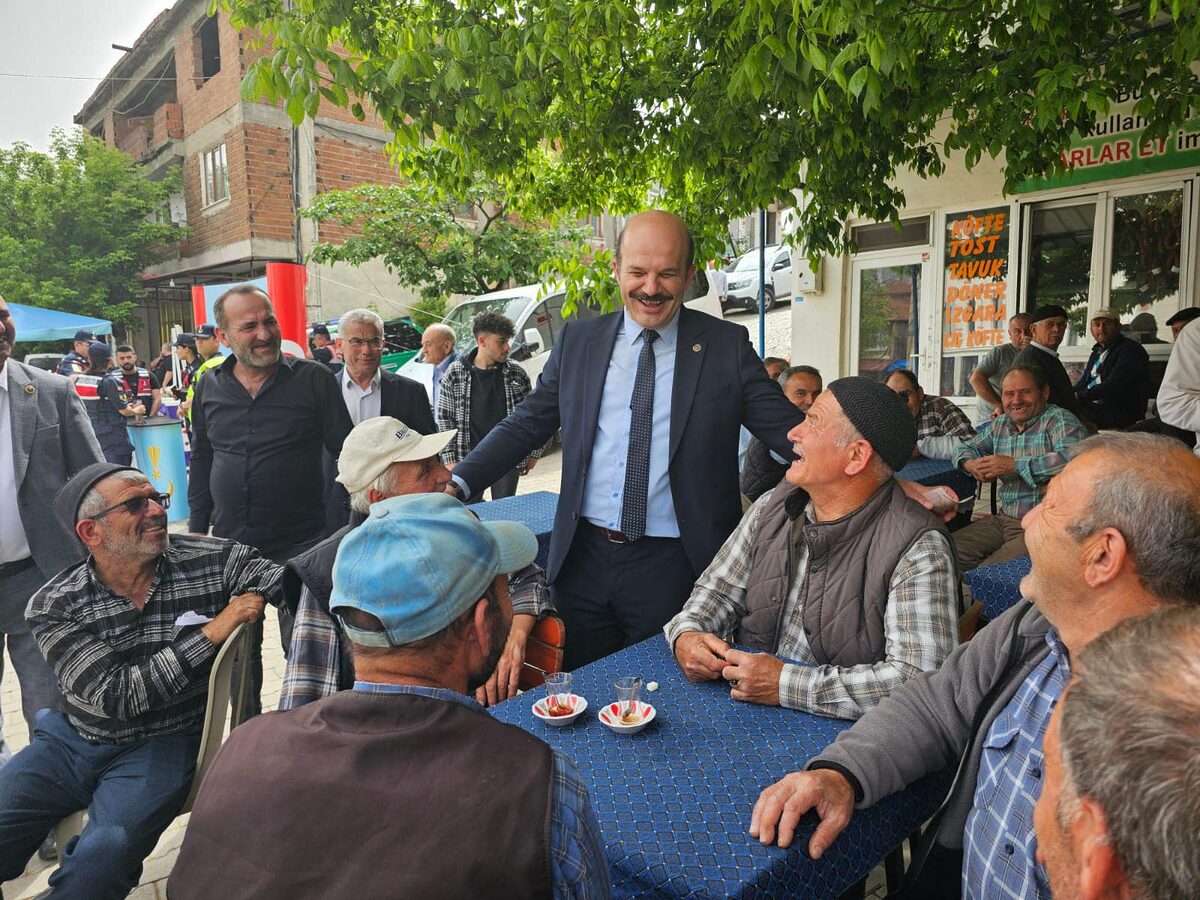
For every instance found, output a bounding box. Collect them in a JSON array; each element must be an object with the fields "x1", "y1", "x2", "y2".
[
  {"x1": 855, "y1": 263, "x2": 921, "y2": 383},
  {"x1": 1025, "y1": 200, "x2": 1096, "y2": 350},
  {"x1": 200, "y1": 144, "x2": 229, "y2": 207},
  {"x1": 852, "y1": 217, "x2": 930, "y2": 252},
  {"x1": 1109, "y1": 189, "x2": 1183, "y2": 345}
]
